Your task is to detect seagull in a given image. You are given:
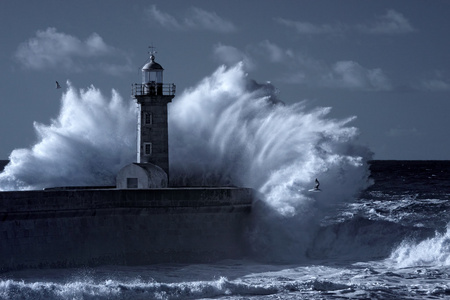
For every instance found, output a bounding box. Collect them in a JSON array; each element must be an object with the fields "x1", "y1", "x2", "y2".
[
  {"x1": 314, "y1": 178, "x2": 320, "y2": 190},
  {"x1": 56, "y1": 81, "x2": 61, "y2": 89}
]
